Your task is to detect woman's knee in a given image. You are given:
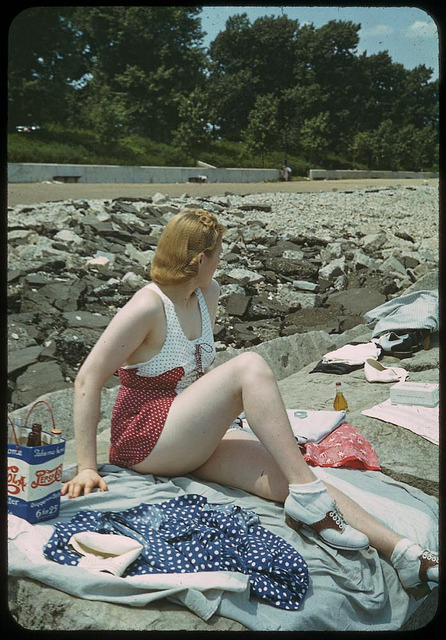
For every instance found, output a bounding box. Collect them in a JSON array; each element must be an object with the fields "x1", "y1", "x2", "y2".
[{"x1": 232, "y1": 351, "x2": 275, "y2": 384}]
